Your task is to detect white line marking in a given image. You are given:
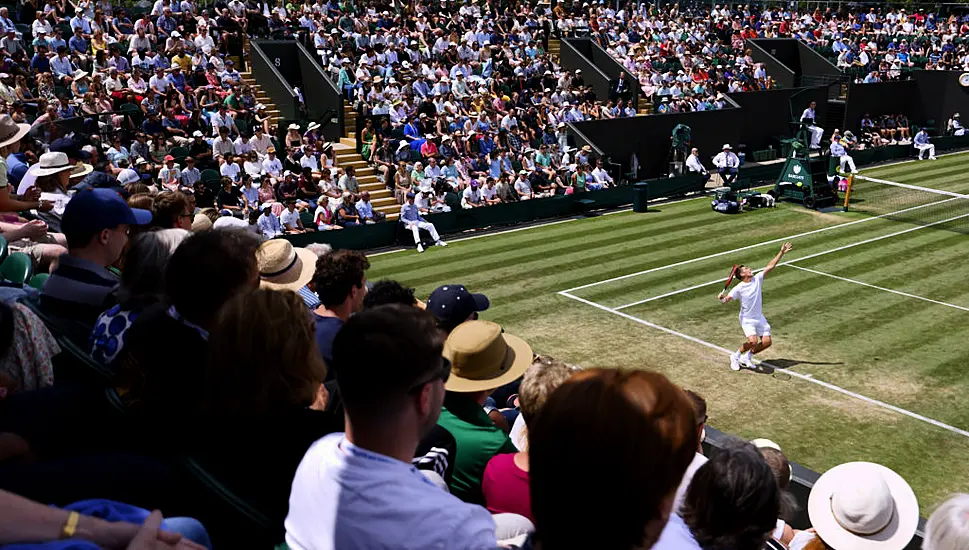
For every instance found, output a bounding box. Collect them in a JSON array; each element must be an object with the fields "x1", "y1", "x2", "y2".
[
  {"x1": 859, "y1": 149, "x2": 967, "y2": 172},
  {"x1": 787, "y1": 265, "x2": 969, "y2": 313},
  {"x1": 612, "y1": 209, "x2": 969, "y2": 310},
  {"x1": 853, "y1": 174, "x2": 969, "y2": 199},
  {"x1": 559, "y1": 290, "x2": 969, "y2": 438},
  {"x1": 562, "y1": 196, "x2": 961, "y2": 294}
]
